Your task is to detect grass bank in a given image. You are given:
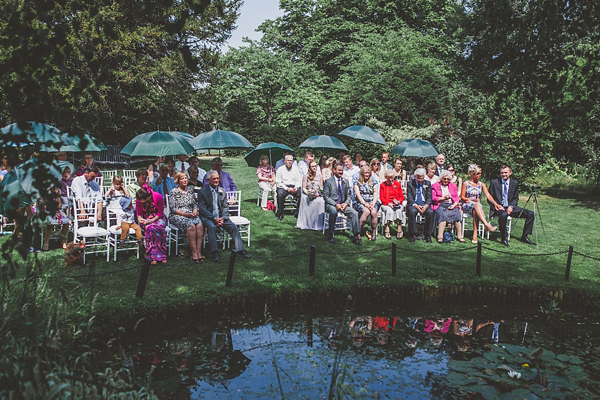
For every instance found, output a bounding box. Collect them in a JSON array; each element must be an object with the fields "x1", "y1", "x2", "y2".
[{"x1": 2, "y1": 156, "x2": 600, "y2": 335}]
